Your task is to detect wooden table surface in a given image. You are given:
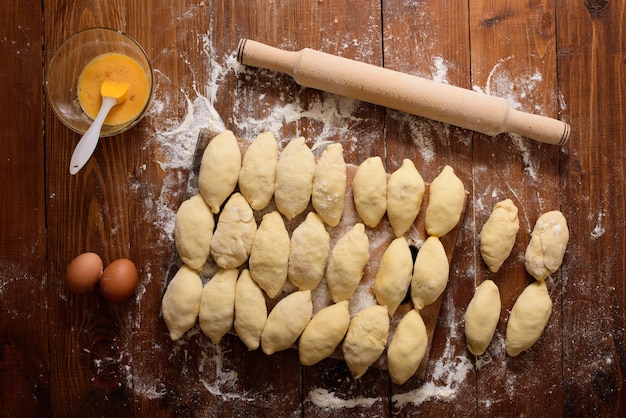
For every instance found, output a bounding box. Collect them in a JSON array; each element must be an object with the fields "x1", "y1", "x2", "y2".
[{"x1": 1, "y1": 1, "x2": 624, "y2": 417}]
